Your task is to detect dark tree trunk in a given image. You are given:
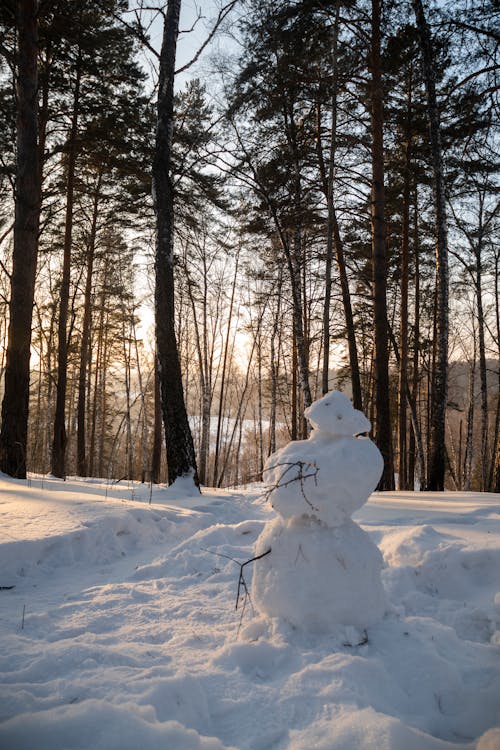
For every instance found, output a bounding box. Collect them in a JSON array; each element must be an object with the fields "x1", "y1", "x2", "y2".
[
  {"x1": 490, "y1": 252, "x2": 500, "y2": 492},
  {"x1": 334, "y1": 216, "x2": 363, "y2": 411},
  {"x1": 51, "y1": 60, "x2": 81, "y2": 478},
  {"x1": 408, "y1": 195, "x2": 422, "y2": 488},
  {"x1": 76, "y1": 171, "x2": 102, "y2": 477},
  {"x1": 153, "y1": 0, "x2": 199, "y2": 487},
  {"x1": 316, "y1": 5, "x2": 362, "y2": 410},
  {"x1": 88, "y1": 256, "x2": 107, "y2": 477},
  {"x1": 268, "y1": 272, "x2": 282, "y2": 457},
  {"x1": 398, "y1": 75, "x2": 412, "y2": 490},
  {"x1": 291, "y1": 333, "x2": 298, "y2": 440},
  {"x1": 493, "y1": 423, "x2": 500, "y2": 494},
  {"x1": 412, "y1": 0, "x2": 449, "y2": 491},
  {"x1": 0, "y1": 0, "x2": 40, "y2": 479},
  {"x1": 463, "y1": 355, "x2": 476, "y2": 491},
  {"x1": 475, "y1": 248, "x2": 489, "y2": 491},
  {"x1": 213, "y1": 252, "x2": 239, "y2": 486},
  {"x1": 370, "y1": 0, "x2": 394, "y2": 489},
  {"x1": 150, "y1": 359, "x2": 162, "y2": 484}
]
